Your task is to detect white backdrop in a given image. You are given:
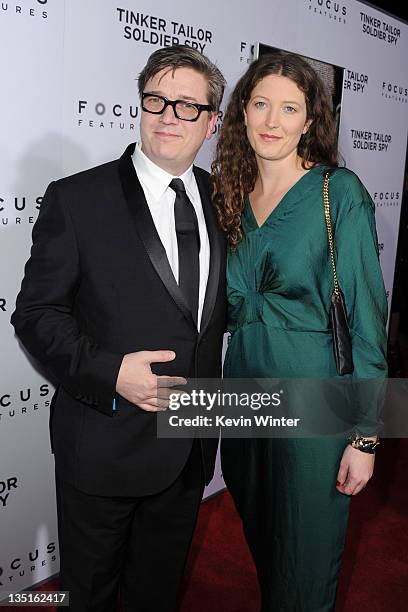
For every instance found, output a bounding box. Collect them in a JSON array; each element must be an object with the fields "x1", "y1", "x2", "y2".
[{"x1": 1, "y1": 0, "x2": 407, "y2": 594}]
